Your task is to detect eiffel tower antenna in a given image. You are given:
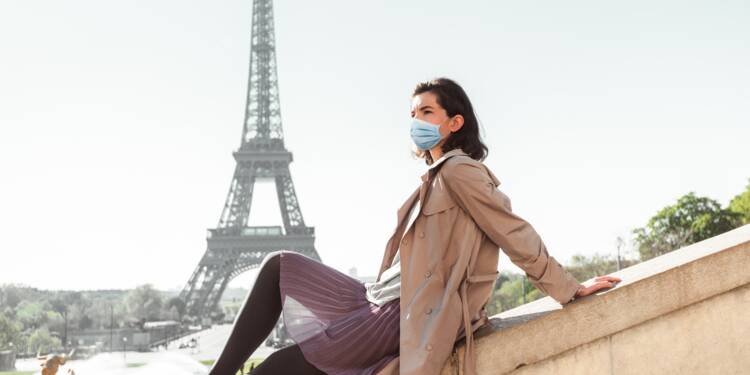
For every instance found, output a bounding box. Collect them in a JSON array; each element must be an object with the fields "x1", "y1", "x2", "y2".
[{"x1": 180, "y1": 0, "x2": 320, "y2": 319}]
